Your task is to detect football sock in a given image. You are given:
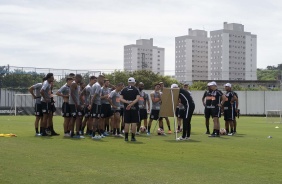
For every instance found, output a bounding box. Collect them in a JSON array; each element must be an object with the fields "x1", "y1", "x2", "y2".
[
  {"x1": 168, "y1": 126, "x2": 171, "y2": 131},
  {"x1": 160, "y1": 126, "x2": 164, "y2": 130},
  {"x1": 117, "y1": 128, "x2": 120, "y2": 134},
  {"x1": 148, "y1": 126, "x2": 151, "y2": 132},
  {"x1": 177, "y1": 125, "x2": 180, "y2": 130},
  {"x1": 113, "y1": 128, "x2": 116, "y2": 135},
  {"x1": 106, "y1": 125, "x2": 109, "y2": 132},
  {"x1": 92, "y1": 130, "x2": 96, "y2": 137},
  {"x1": 131, "y1": 133, "x2": 135, "y2": 139},
  {"x1": 35, "y1": 128, "x2": 39, "y2": 133},
  {"x1": 125, "y1": 133, "x2": 129, "y2": 139},
  {"x1": 206, "y1": 125, "x2": 209, "y2": 132}
]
